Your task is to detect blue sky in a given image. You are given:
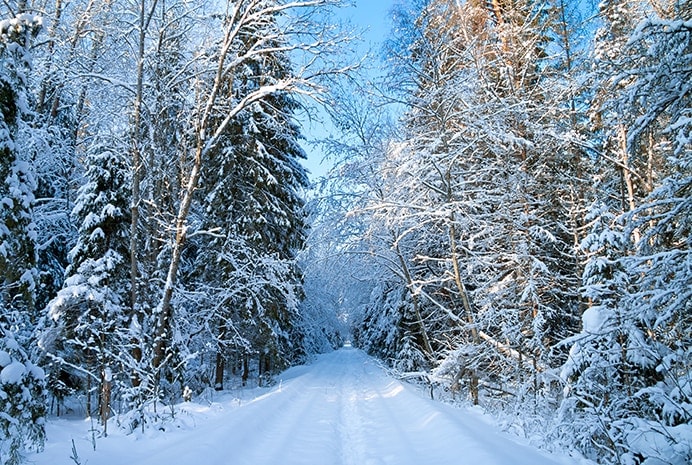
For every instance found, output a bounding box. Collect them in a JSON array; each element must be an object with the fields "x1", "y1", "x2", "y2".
[
  {"x1": 347, "y1": 0, "x2": 393, "y2": 50},
  {"x1": 302, "y1": 0, "x2": 395, "y2": 180}
]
